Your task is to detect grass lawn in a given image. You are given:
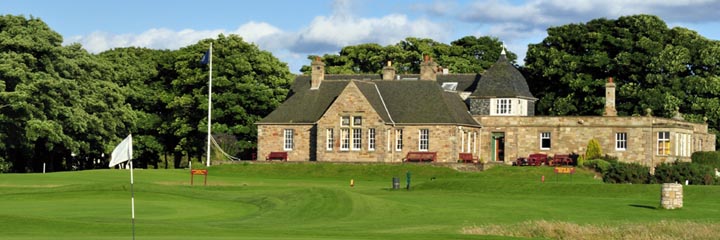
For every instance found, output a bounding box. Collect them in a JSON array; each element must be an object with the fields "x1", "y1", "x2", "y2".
[{"x1": 1, "y1": 163, "x2": 719, "y2": 239}]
